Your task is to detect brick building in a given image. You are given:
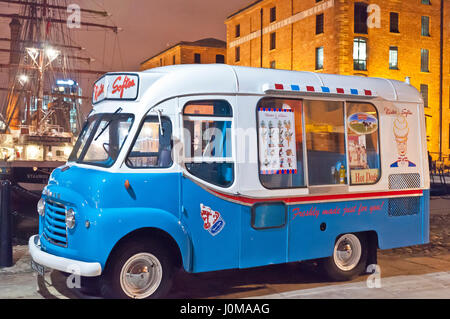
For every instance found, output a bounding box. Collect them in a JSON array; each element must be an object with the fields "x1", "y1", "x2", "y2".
[
  {"x1": 140, "y1": 38, "x2": 227, "y2": 70},
  {"x1": 225, "y1": 0, "x2": 450, "y2": 160}
]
